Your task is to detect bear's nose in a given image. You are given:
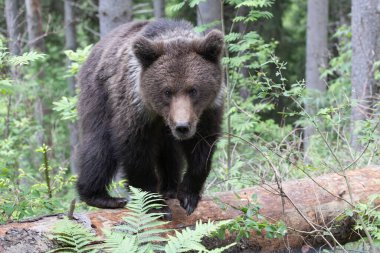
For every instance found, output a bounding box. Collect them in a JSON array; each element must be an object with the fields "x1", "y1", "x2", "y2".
[{"x1": 175, "y1": 122, "x2": 190, "y2": 134}]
